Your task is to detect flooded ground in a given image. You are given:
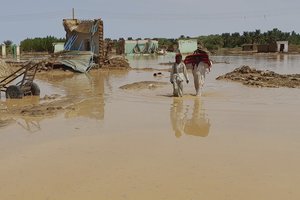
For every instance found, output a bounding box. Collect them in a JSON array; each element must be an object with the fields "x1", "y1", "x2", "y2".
[{"x1": 0, "y1": 54, "x2": 300, "y2": 200}]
